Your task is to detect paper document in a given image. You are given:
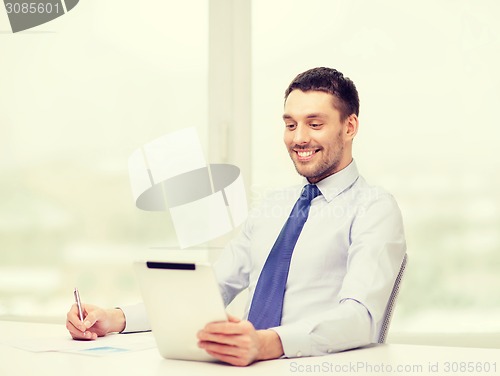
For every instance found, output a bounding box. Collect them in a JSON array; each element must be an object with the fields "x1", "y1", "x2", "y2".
[{"x1": 5, "y1": 332, "x2": 156, "y2": 357}]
